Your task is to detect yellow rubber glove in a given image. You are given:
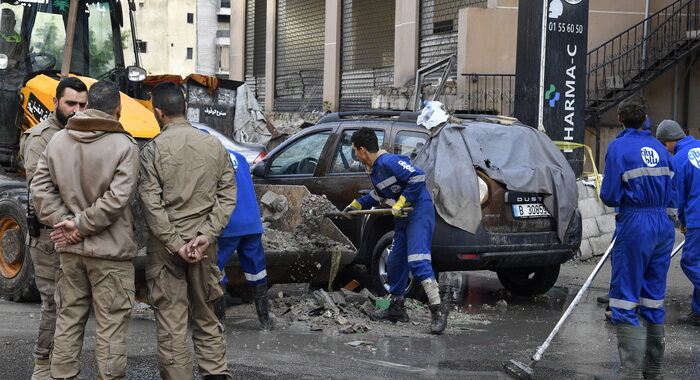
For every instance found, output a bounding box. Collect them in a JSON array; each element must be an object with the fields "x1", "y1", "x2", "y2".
[
  {"x1": 391, "y1": 195, "x2": 408, "y2": 218},
  {"x1": 343, "y1": 199, "x2": 362, "y2": 219}
]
